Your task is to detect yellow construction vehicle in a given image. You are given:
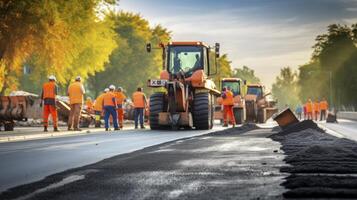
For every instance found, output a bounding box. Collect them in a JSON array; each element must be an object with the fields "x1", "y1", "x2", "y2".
[
  {"x1": 244, "y1": 84, "x2": 278, "y2": 123},
  {"x1": 146, "y1": 41, "x2": 220, "y2": 130},
  {"x1": 214, "y1": 78, "x2": 245, "y2": 124}
]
